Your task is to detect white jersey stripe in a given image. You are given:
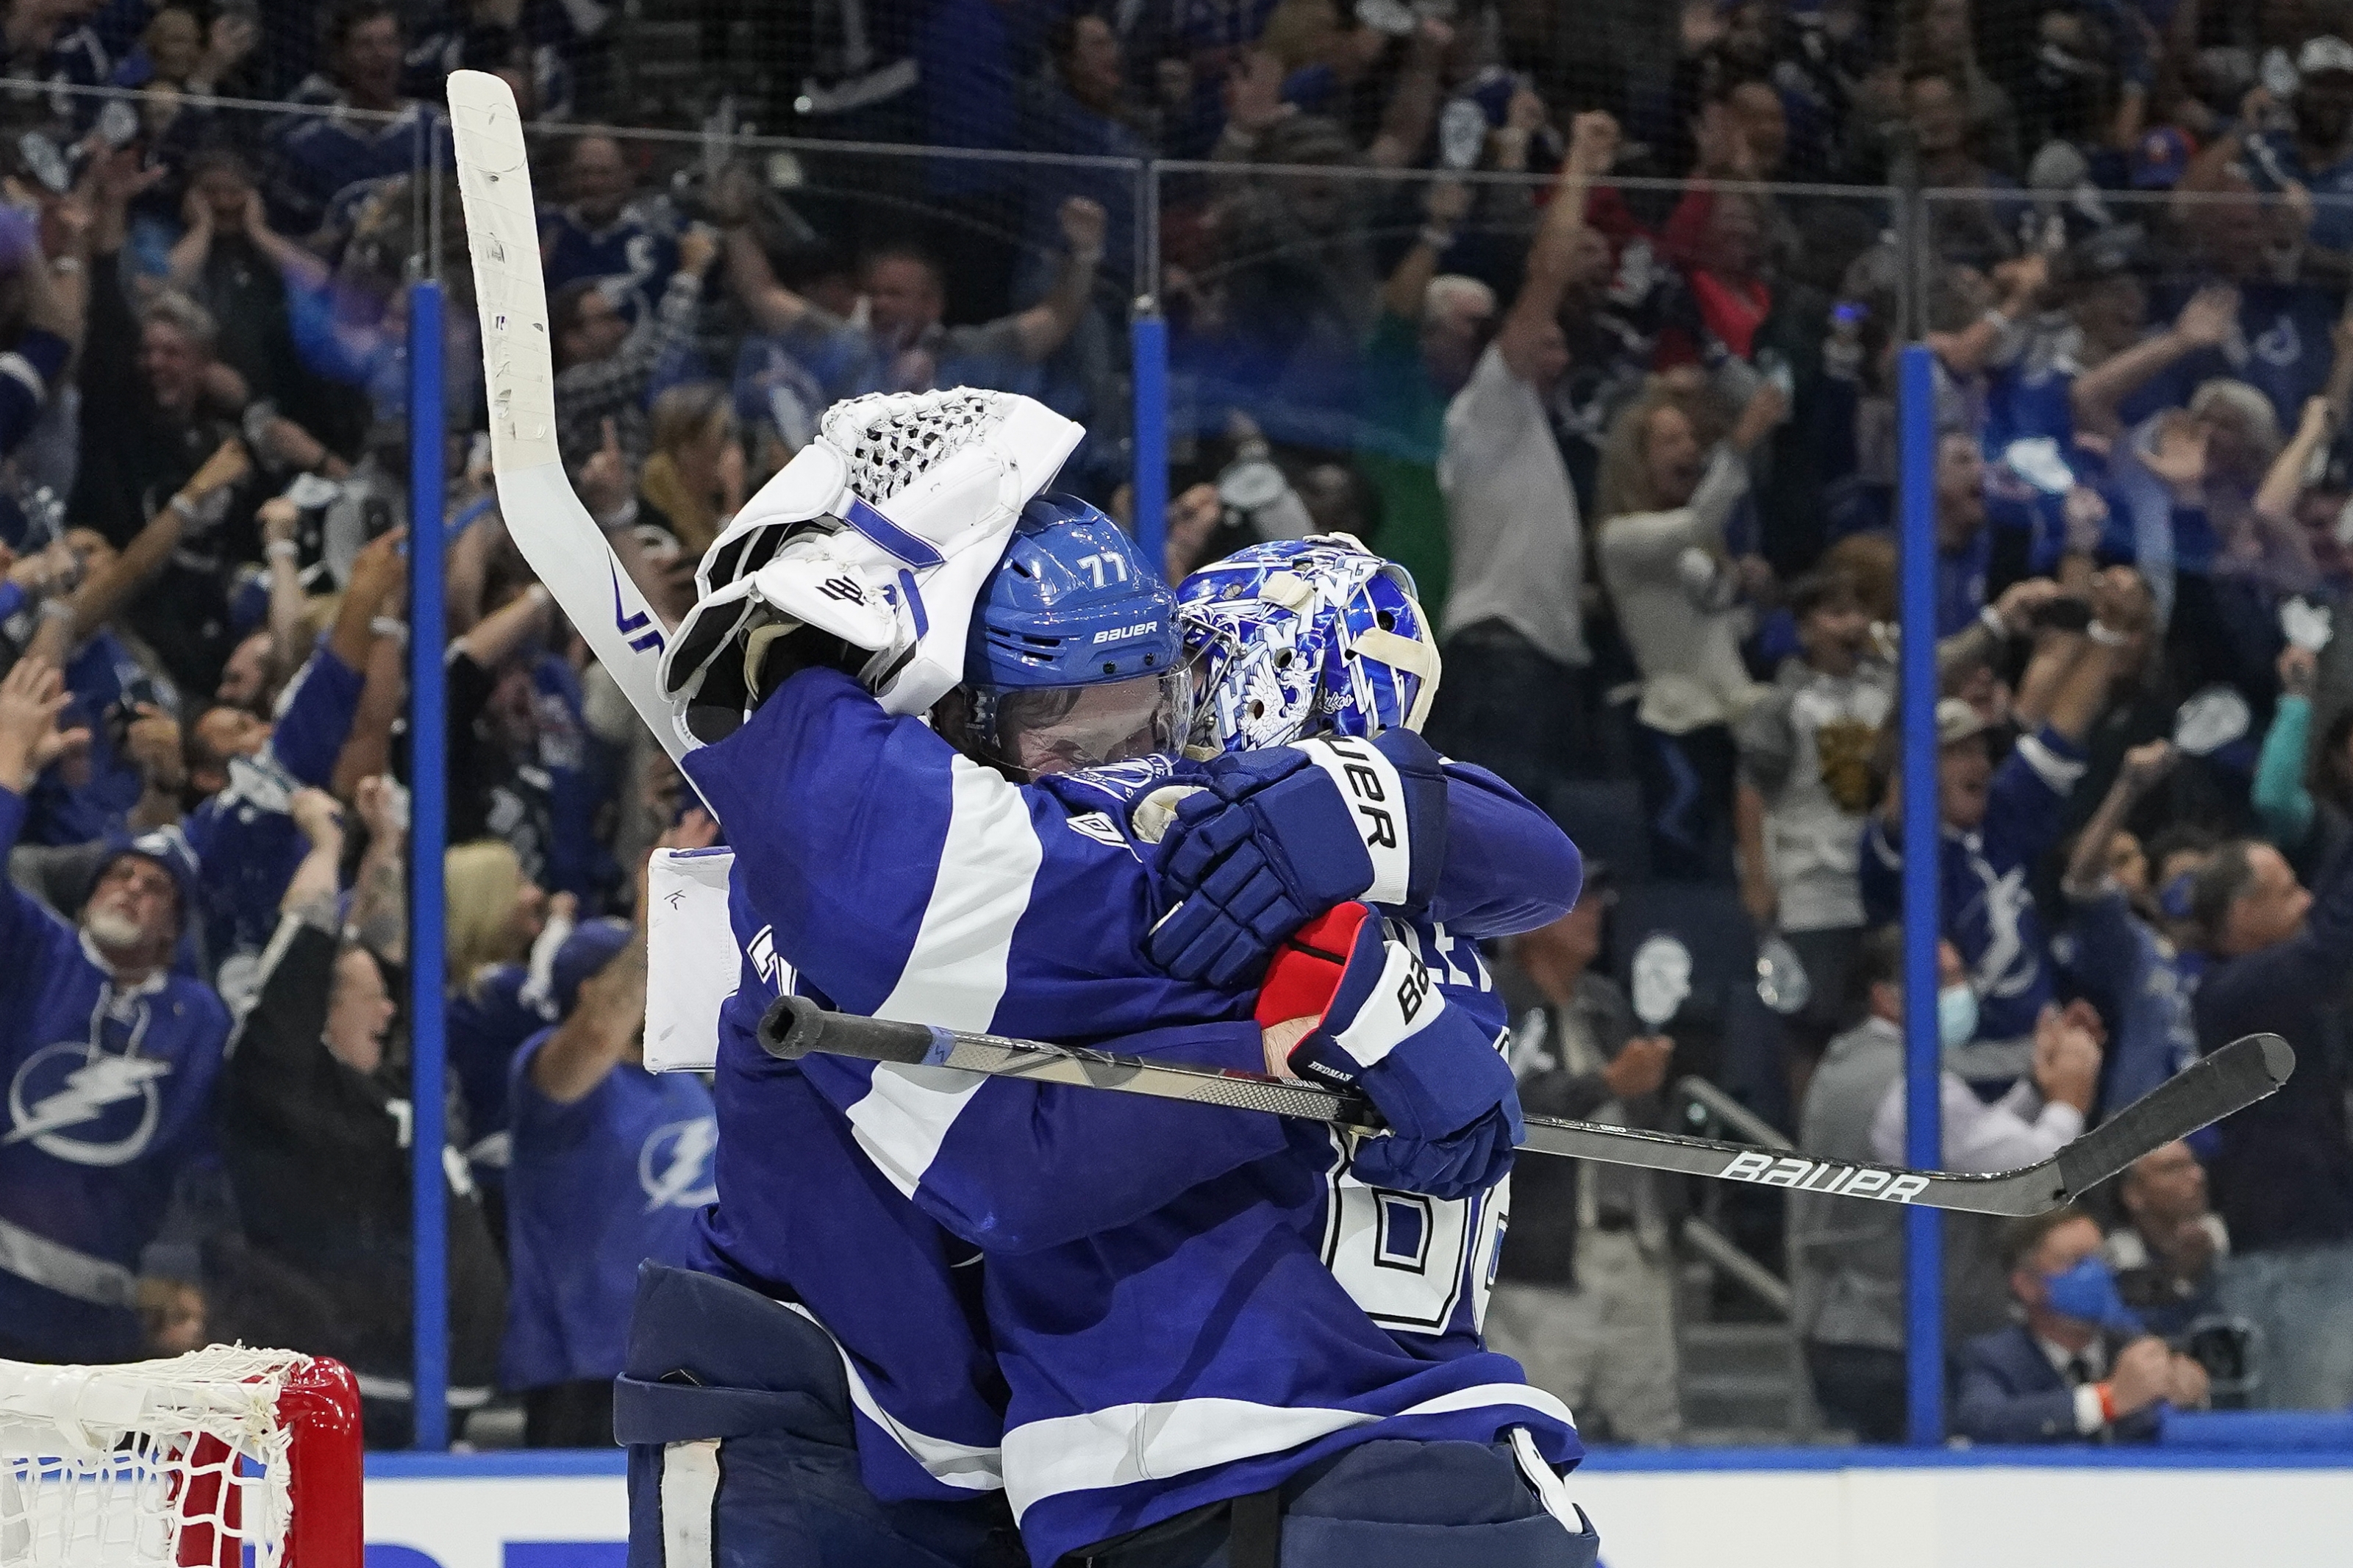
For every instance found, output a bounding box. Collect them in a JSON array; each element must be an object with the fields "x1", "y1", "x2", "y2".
[
  {"x1": 846, "y1": 754, "x2": 1043, "y2": 1194},
  {"x1": 874, "y1": 754, "x2": 1043, "y2": 1031},
  {"x1": 1299, "y1": 736, "x2": 1410, "y2": 903},
  {"x1": 1329, "y1": 936, "x2": 1444, "y2": 1069},
  {"x1": 779, "y1": 1300, "x2": 1005, "y2": 1491},
  {"x1": 1000, "y1": 1381, "x2": 1577, "y2": 1519}
]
